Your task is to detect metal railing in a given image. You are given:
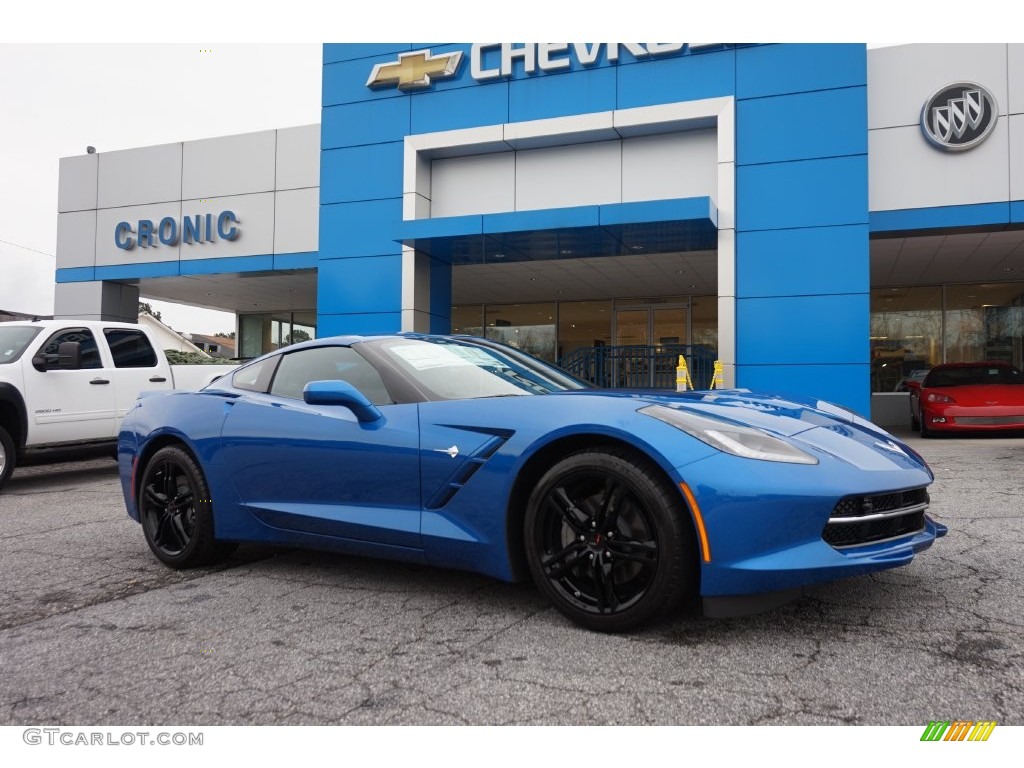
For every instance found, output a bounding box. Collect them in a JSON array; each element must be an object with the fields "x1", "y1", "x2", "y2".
[{"x1": 558, "y1": 344, "x2": 718, "y2": 390}]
